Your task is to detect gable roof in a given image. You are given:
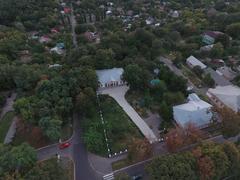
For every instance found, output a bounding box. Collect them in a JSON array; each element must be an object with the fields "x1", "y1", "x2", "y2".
[
  {"x1": 208, "y1": 85, "x2": 240, "y2": 112},
  {"x1": 173, "y1": 93, "x2": 212, "y2": 127},
  {"x1": 96, "y1": 68, "x2": 123, "y2": 85},
  {"x1": 186, "y1": 55, "x2": 207, "y2": 69}
]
